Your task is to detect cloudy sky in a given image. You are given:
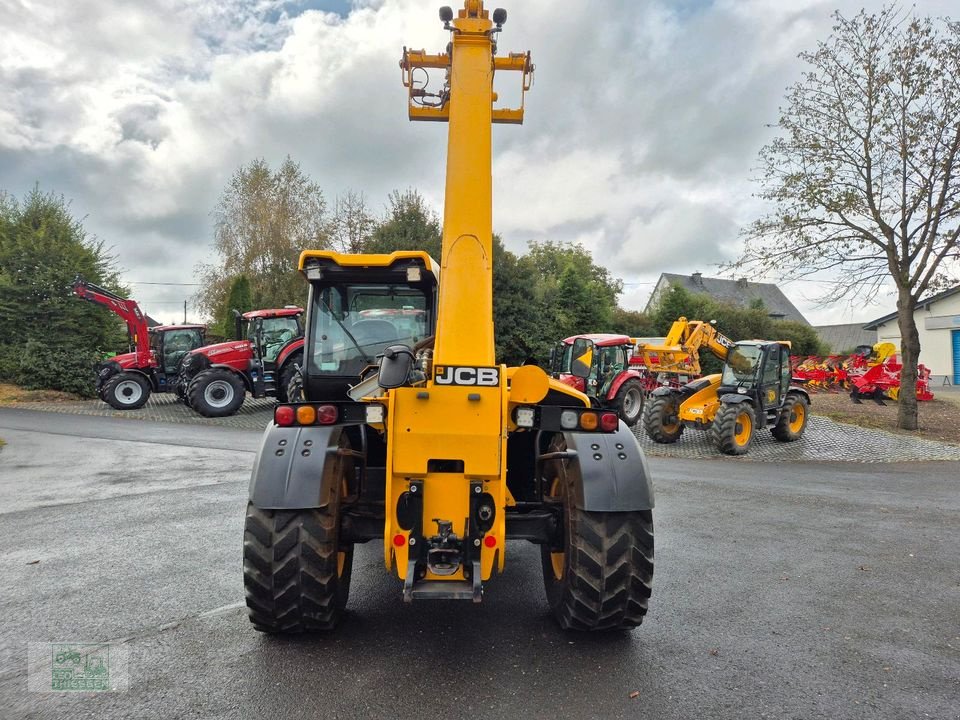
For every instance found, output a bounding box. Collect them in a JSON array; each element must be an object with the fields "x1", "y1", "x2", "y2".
[{"x1": 1, "y1": 0, "x2": 955, "y2": 324}]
